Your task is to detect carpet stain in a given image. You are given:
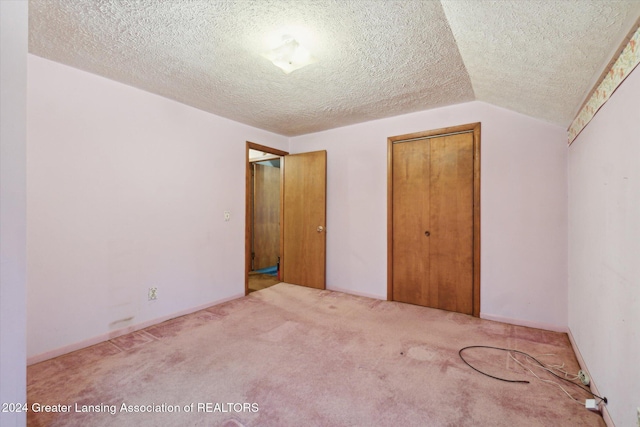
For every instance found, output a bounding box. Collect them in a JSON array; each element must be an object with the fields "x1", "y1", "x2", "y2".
[
  {"x1": 406, "y1": 345, "x2": 440, "y2": 362},
  {"x1": 190, "y1": 311, "x2": 224, "y2": 321},
  {"x1": 204, "y1": 305, "x2": 229, "y2": 317},
  {"x1": 515, "y1": 327, "x2": 569, "y2": 347},
  {"x1": 145, "y1": 317, "x2": 190, "y2": 339},
  {"x1": 56, "y1": 341, "x2": 122, "y2": 370},
  {"x1": 439, "y1": 359, "x2": 458, "y2": 374},
  {"x1": 162, "y1": 351, "x2": 187, "y2": 366},
  {"x1": 110, "y1": 331, "x2": 156, "y2": 351}
]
